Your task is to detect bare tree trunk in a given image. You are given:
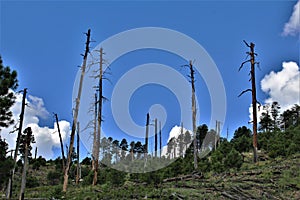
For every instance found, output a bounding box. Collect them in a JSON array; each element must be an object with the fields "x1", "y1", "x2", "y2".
[
  {"x1": 63, "y1": 29, "x2": 90, "y2": 192},
  {"x1": 189, "y1": 61, "x2": 198, "y2": 170},
  {"x1": 19, "y1": 142, "x2": 28, "y2": 200},
  {"x1": 76, "y1": 122, "x2": 80, "y2": 185},
  {"x1": 7, "y1": 88, "x2": 27, "y2": 199},
  {"x1": 159, "y1": 121, "x2": 162, "y2": 158},
  {"x1": 34, "y1": 147, "x2": 37, "y2": 160},
  {"x1": 19, "y1": 127, "x2": 32, "y2": 200},
  {"x1": 239, "y1": 41, "x2": 259, "y2": 163},
  {"x1": 144, "y1": 113, "x2": 149, "y2": 170},
  {"x1": 93, "y1": 47, "x2": 103, "y2": 186},
  {"x1": 92, "y1": 93, "x2": 97, "y2": 171},
  {"x1": 54, "y1": 113, "x2": 65, "y2": 172},
  {"x1": 250, "y1": 43, "x2": 258, "y2": 163},
  {"x1": 154, "y1": 118, "x2": 157, "y2": 158}
]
